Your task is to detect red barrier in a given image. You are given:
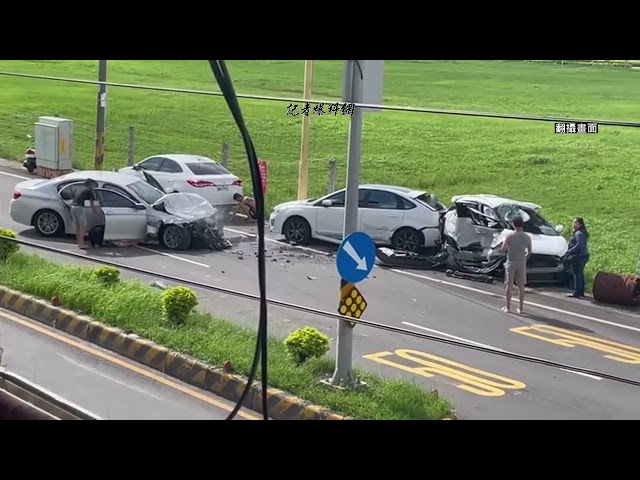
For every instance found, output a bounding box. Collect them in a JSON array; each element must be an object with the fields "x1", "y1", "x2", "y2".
[{"x1": 258, "y1": 160, "x2": 268, "y2": 194}]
